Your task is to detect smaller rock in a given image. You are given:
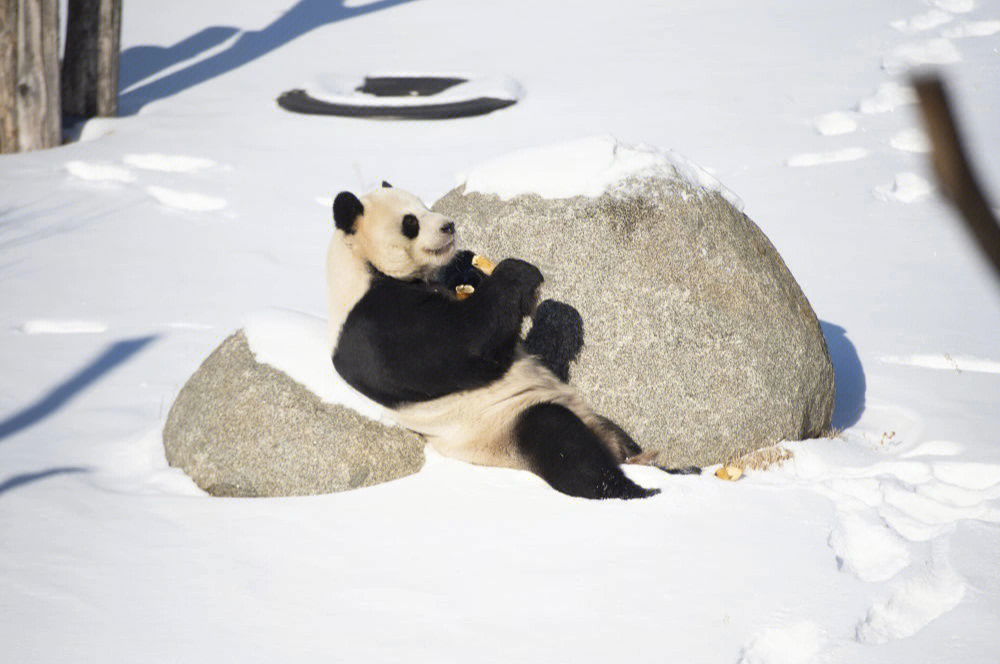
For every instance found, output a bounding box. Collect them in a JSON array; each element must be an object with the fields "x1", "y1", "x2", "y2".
[{"x1": 163, "y1": 331, "x2": 424, "y2": 497}]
